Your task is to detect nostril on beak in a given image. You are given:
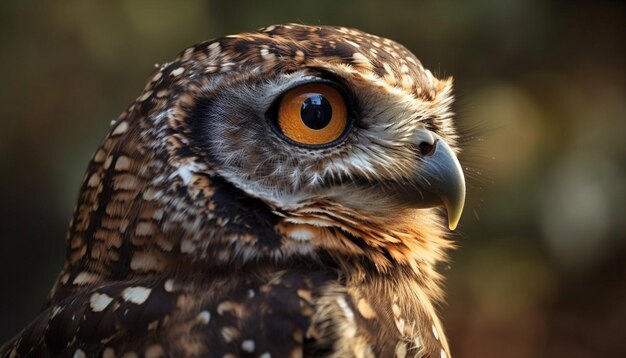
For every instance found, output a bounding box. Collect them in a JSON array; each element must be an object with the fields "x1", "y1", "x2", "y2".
[
  {"x1": 418, "y1": 140, "x2": 436, "y2": 156},
  {"x1": 413, "y1": 129, "x2": 437, "y2": 156}
]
